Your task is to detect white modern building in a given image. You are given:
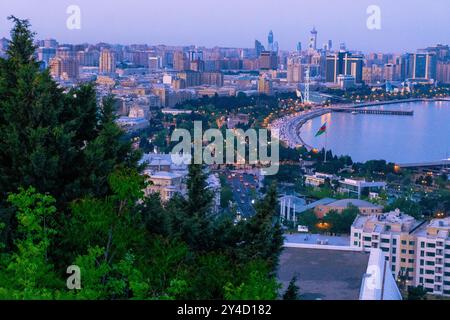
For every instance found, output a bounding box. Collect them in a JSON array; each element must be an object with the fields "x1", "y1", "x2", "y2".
[{"x1": 338, "y1": 178, "x2": 386, "y2": 199}]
